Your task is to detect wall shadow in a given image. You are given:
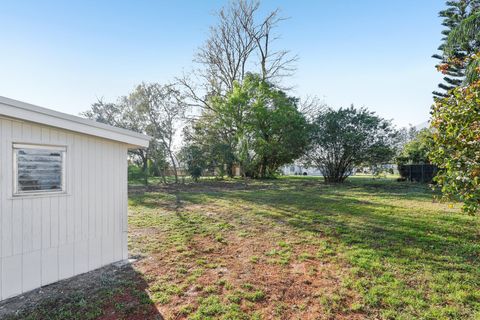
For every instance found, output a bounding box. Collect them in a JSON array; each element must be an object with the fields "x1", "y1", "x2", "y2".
[{"x1": 1, "y1": 263, "x2": 162, "y2": 320}]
